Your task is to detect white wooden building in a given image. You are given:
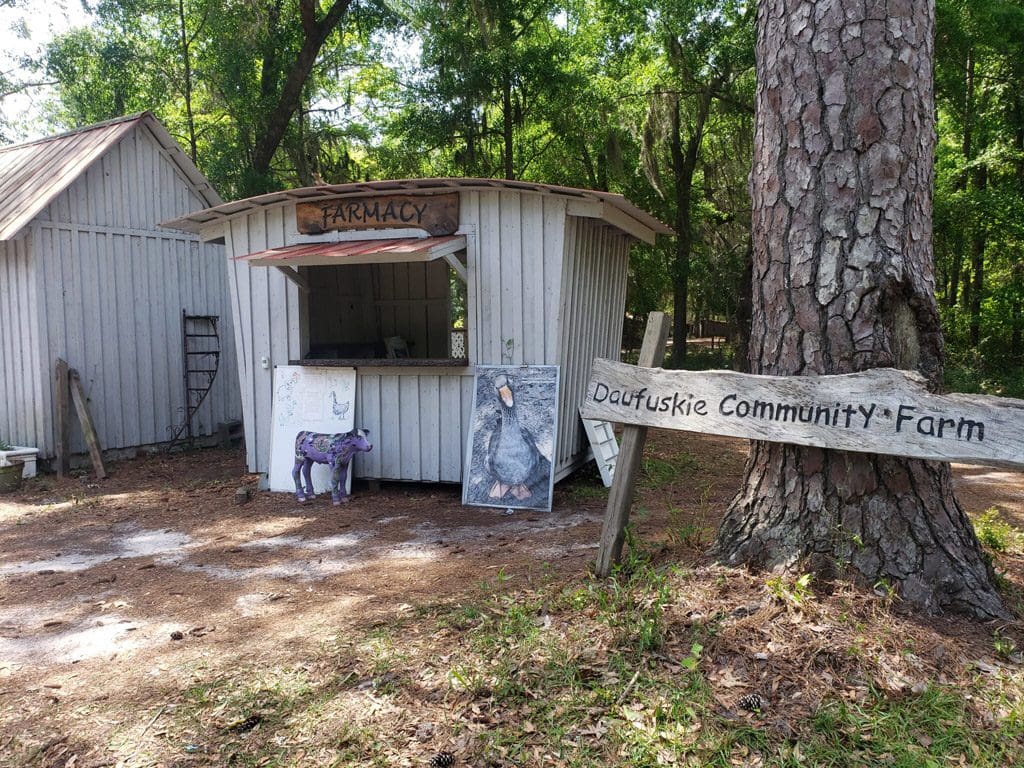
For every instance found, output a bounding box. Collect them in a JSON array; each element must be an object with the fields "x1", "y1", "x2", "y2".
[
  {"x1": 164, "y1": 179, "x2": 670, "y2": 485},
  {"x1": 0, "y1": 113, "x2": 241, "y2": 460}
]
